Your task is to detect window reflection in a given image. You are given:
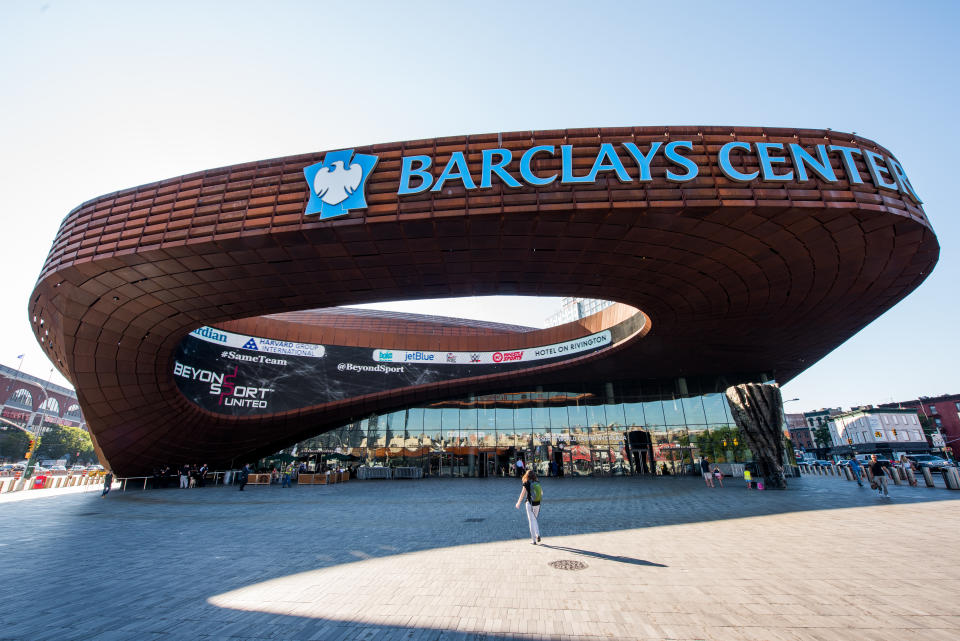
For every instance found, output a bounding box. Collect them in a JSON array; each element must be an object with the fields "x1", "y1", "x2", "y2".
[{"x1": 300, "y1": 382, "x2": 766, "y2": 477}]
